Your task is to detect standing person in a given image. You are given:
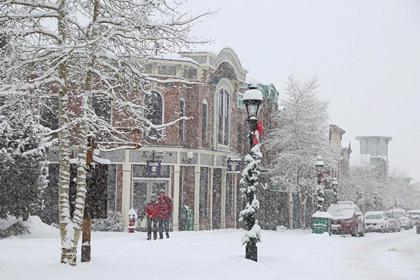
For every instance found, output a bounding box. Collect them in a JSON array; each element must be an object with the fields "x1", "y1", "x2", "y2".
[
  {"x1": 145, "y1": 194, "x2": 159, "y2": 240},
  {"x1": 158, "y1": 189, "x2": 173, "y2": 239}
]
